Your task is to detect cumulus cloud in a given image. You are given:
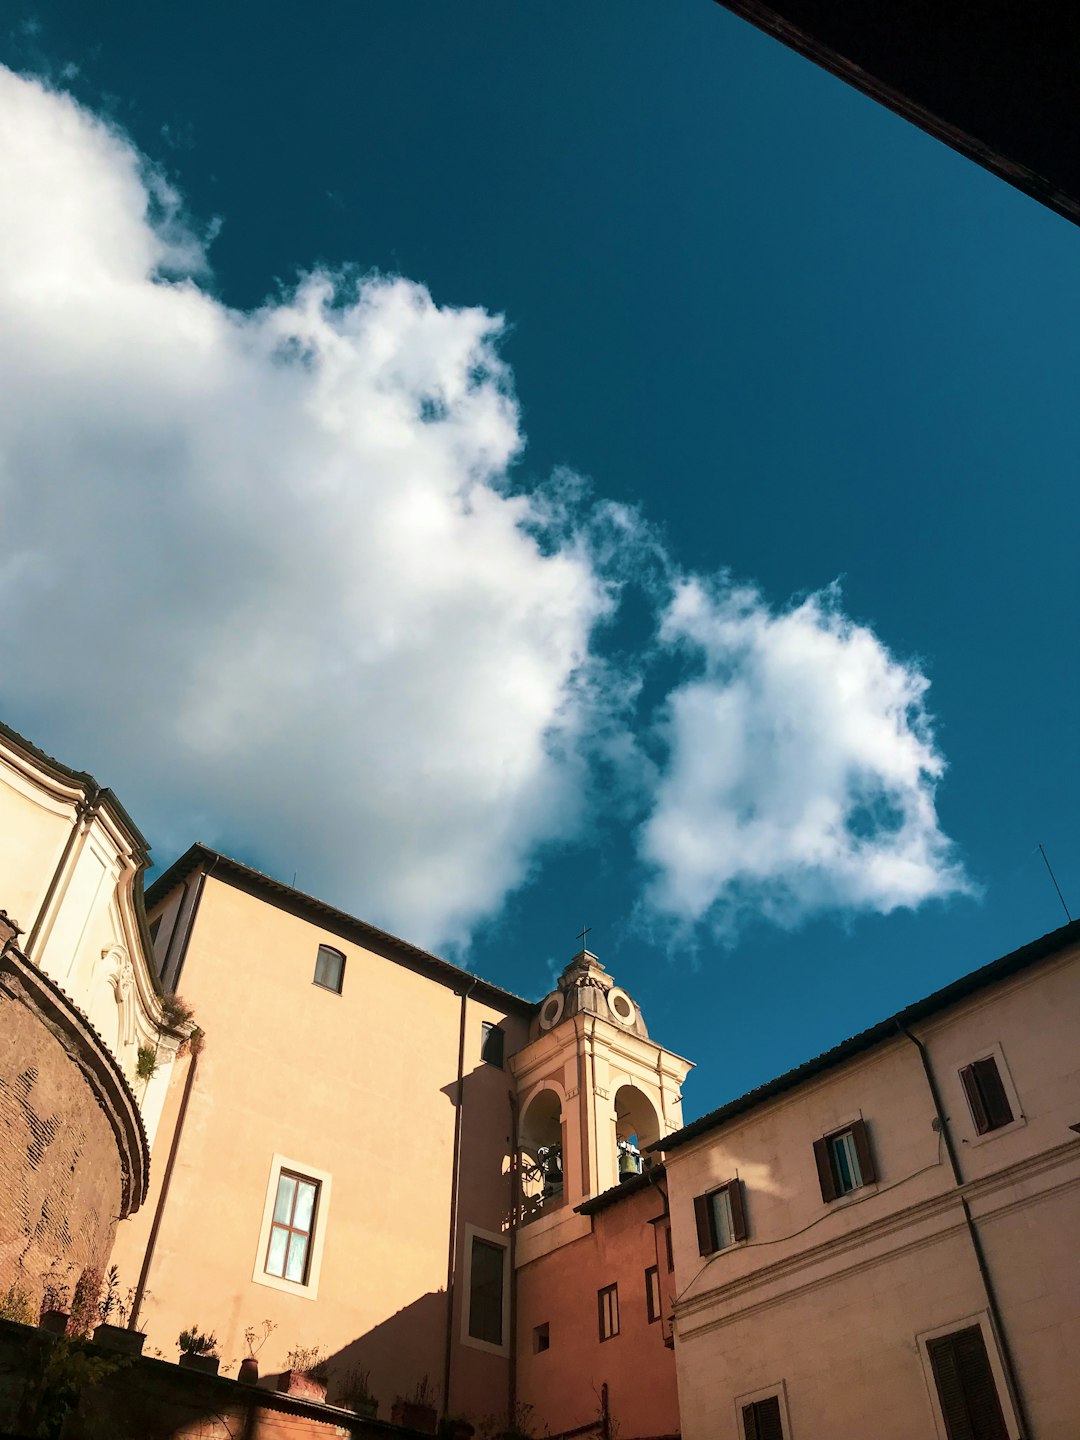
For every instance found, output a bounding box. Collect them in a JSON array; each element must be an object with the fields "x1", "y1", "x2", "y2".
[
  {"x1": 638, "y1": 579, "x2": 970, "y2": 934},
  {"x1": 0, "y1": 67, "x2": 969, "y2": 952},
  {"x1": 0, "y1": 67, "x2": 613, "y2": 948}
]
